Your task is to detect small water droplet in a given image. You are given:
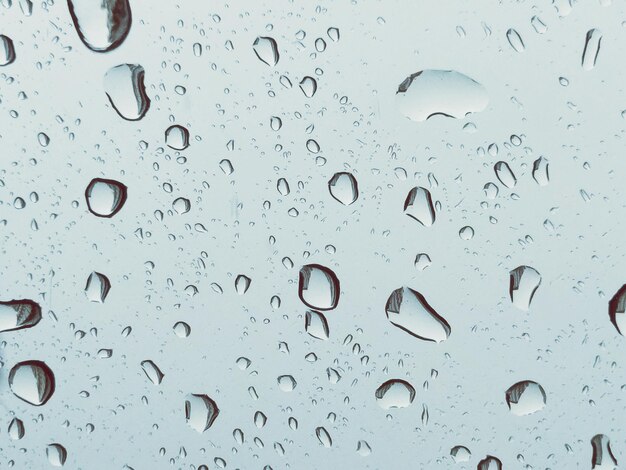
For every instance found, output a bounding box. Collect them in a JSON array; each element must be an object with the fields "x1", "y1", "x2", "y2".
[
  {"x1": 505, "y1": 380, "x2": 546, "y2": 415},
  {"x1": 305, "y1": 310, "x2": 330, "y2": 340},
  {"x1": 85, "y1": 178, "x2": 127, "y2": 218},
  {"x1": 252, "y1": 36, "x2": 279, "y2": 66},
  {"x1": 375, "y1": 379, "x2": 416, "y2": 409},
  {"x1": 165, "y1": 125, "x2": 189, "y2": 150},
  {"x1": 104, "y1": 64, "x2": 150, "y2": 121},
  {"x1": 141, "y1": 360, "x2": 164, "y2": 385},
  {"x1": 450, "y1": 445, "x2": 471, "y2": 462},
  {"x1": 328, "y1": 172, "x2": 358, "y2": 205},
  {"x1": 506, "y1": 28, "x2": 525, "y2": 52},
  {"x1": 509, "y1": 266, "x2": 541, "y2": 311},
  {"x1": 298, "y1": 264, "x2": 340, "y2": 310},
  {"x1": 9, "y1": 360, "x2": 55, "y2": 406},
  {"x1": 185, "y1": 394, "x2": 219, "y2": 432},
  {"x1": 84, "y1": 272, "x2": 111, "y2": 303},
  {"x1": 299, "y1": 76, "x2": 317, "y2": 98},
  {"x1": 46, "y1": 443, "x2": 67, "y2": 467},
  {"x1": 404, "y1": 187, "x2": 436, "y2": 226},
  {"x1": 494, "y1": 161, "x2": 517, "y2": 188},
  {"x1": 0, "y1": 299, "x2": 41, "y2": 332}
]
